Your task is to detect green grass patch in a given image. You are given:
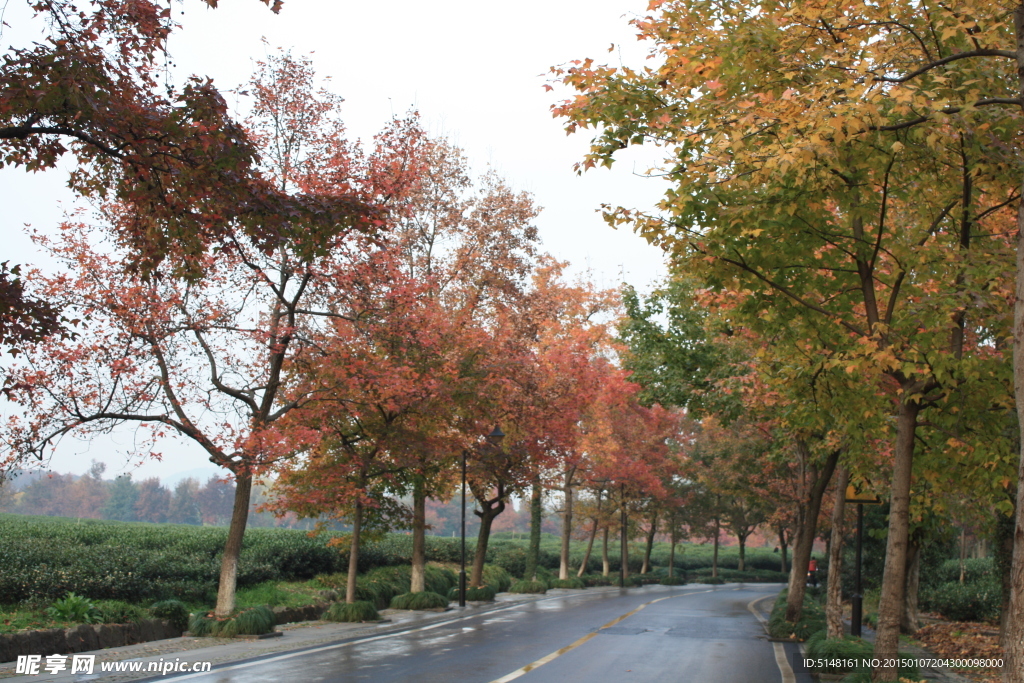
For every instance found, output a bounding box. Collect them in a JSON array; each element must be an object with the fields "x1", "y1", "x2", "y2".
[{"x1": 390, "y1": 591, "x2": 449, "y2": 610}]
